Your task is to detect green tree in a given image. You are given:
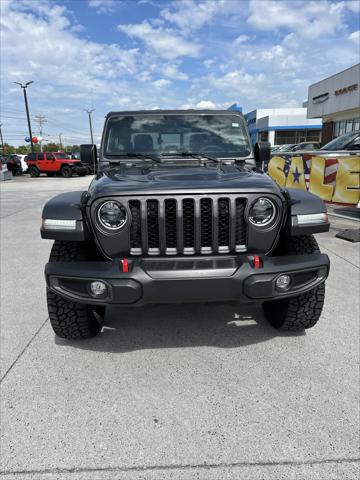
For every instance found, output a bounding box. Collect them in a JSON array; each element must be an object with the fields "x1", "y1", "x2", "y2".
[
  {"x1": 43, "y1": 143, "x2": 60, "y2": 151},
  {"x1": 1, "y1": 143, "x2": 16, "y2": 154},
  {"x1": 16, "y1": 145, "x2": 30, "y2": 154},
  {"x1": 66, "y1": 144, "x2": 80, "y2": 152}
]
